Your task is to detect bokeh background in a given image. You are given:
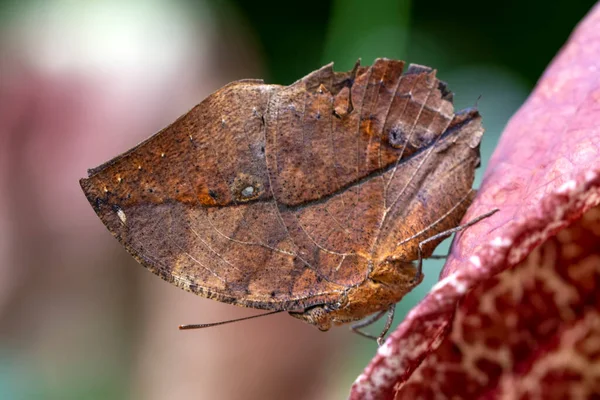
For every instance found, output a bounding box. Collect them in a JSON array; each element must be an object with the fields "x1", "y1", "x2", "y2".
[{"x1": 0, "y1": 0, "x2": 596, "y2": 399}]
